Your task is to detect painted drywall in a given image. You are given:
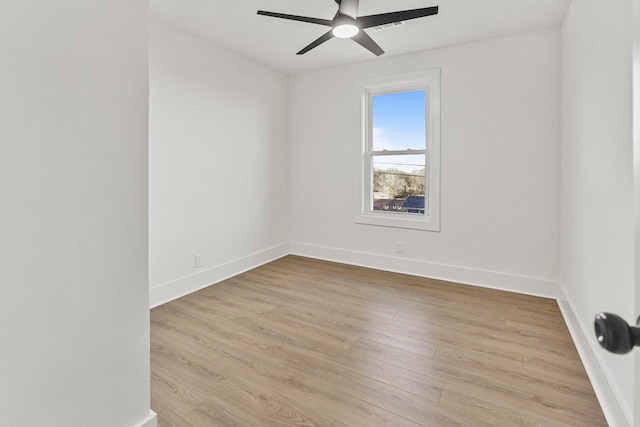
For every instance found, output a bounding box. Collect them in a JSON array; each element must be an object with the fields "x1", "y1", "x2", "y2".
[
  {"x1": 561, "y1": 0, "x2": 634, "y2": 424},
  {"x1": 289, "y1": 29, "x2": 561, "y2": 295},
  {"x1": 149, "y1": 20, "x2": 290, "y2": 305},
  {"x1": 0, "y1": 1, "x2": 153, "y2": 426}
]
